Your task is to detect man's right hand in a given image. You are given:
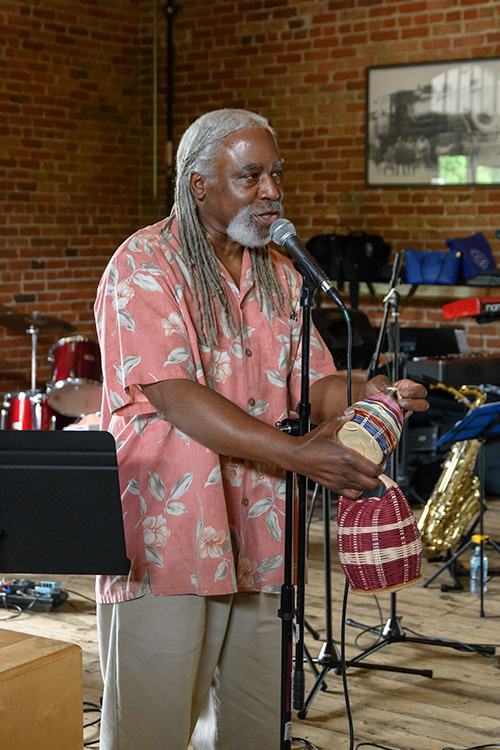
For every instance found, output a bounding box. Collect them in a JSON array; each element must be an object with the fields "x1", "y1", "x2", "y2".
[{"x1": 292, "y1": 412, "x2": 384, "y2": 499}]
